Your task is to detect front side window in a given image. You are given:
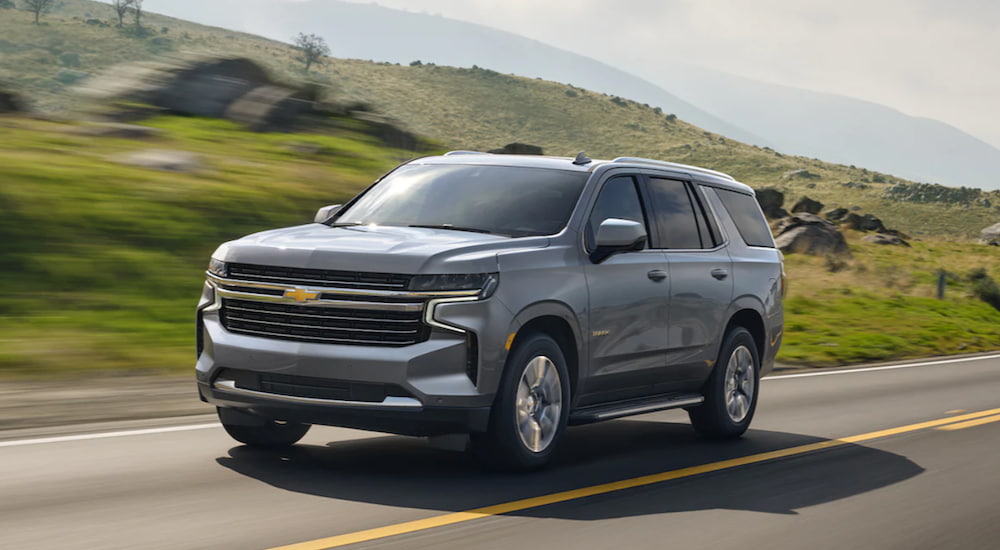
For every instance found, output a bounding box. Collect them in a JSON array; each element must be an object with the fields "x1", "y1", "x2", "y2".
[
  {"x1": 586, "y1": 176, "x2": 647, "y2": 251},
  {"x1": 335, "y1": 164, "x2": 589, "y2": 237}
]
